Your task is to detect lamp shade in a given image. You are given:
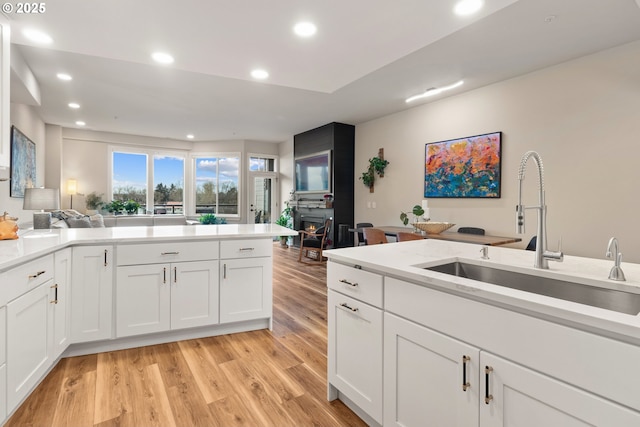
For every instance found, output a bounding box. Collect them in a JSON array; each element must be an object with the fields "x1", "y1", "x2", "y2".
[
  {"x1": 67, "y1": 179, "x2": 77, "y2": 195},
  {"x1": 23, "y1": 188, "x2": 61, "y2": 211}
]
